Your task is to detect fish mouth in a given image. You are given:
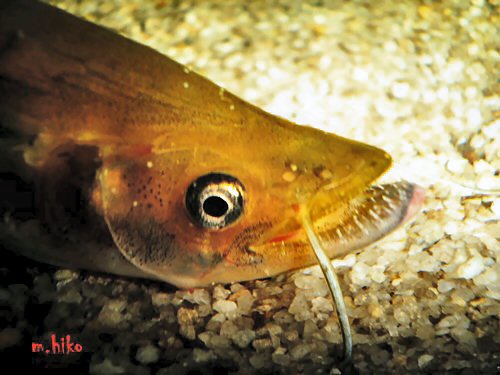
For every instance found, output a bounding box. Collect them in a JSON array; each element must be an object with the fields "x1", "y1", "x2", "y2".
[
  {"x1": 309, "y1": 181, "x2": 425, "y2": 251},
  {"x1": 251, "y1": 180, "x2": 424, "y2": 257}
]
